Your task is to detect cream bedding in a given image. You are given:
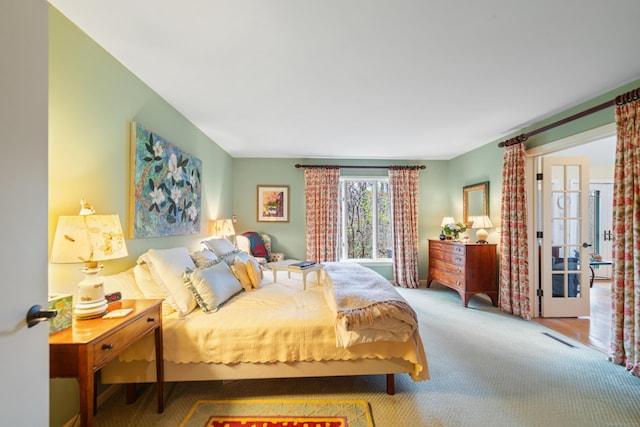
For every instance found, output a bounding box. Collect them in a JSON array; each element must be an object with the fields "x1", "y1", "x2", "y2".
[
  {"x1": 118, "y1": 274, "x2": 428, "y2": 381},
  {"x1": 323, "y1": 262, "x2": 418, "y2": 348}
]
